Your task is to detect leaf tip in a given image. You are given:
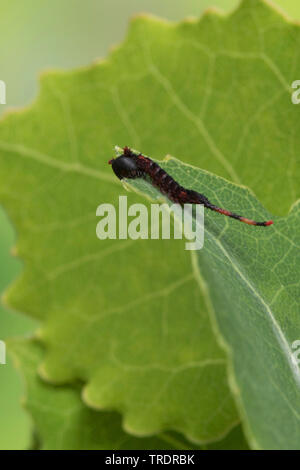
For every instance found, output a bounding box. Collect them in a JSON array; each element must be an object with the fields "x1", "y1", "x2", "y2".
[
  {"x1": 37, "y1": 362, "x2": 52, "y2": 383},
  {"x1": 202, "y1": 6, "x2": 227, "y2": 19},
  {"x1": 1, "y1": 290, "x2": 9, "y2": 309},
  {"x1": 10, "y1": 245, "x2": 18, "y2": 257},
  {"x1": 129, "y1": 12, "x2": 172, "y2": 27}
]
